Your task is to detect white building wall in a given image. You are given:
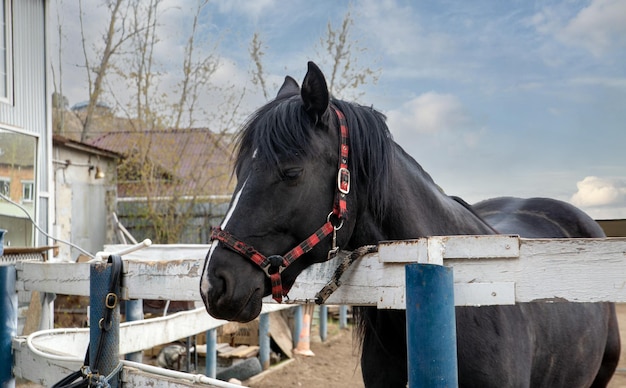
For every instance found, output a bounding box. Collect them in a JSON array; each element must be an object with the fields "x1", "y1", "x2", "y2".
[{"x1": 0, "y1": 0, "x2": 50, "y2": 246}]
